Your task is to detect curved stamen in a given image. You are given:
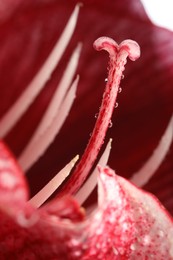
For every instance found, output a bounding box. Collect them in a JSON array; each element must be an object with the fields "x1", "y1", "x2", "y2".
[
  {"x1": 0, "y1": 4, "x2": 80, "y2": 138},
  {"x1": 22, "y1": 43, "x2": 82, "y2": 147},
  {"x1": 19, "y1": 76, "x2": 79, "y2": 171},
  {"x1": 130, "y1": 115, "x2": 173, "y2": 187},
  {"x1": 19, "y1": 43, "x2": 82, "y2": 171},
  {"x1": 29, "y1": 155, "x2": 79, "y2": 208},
  {"x1": 75, "y1": 139, "x2": 112, "y2": 205},
  {"x1": 58, "y1": 37, "x2": 140, "y2": 196}
]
